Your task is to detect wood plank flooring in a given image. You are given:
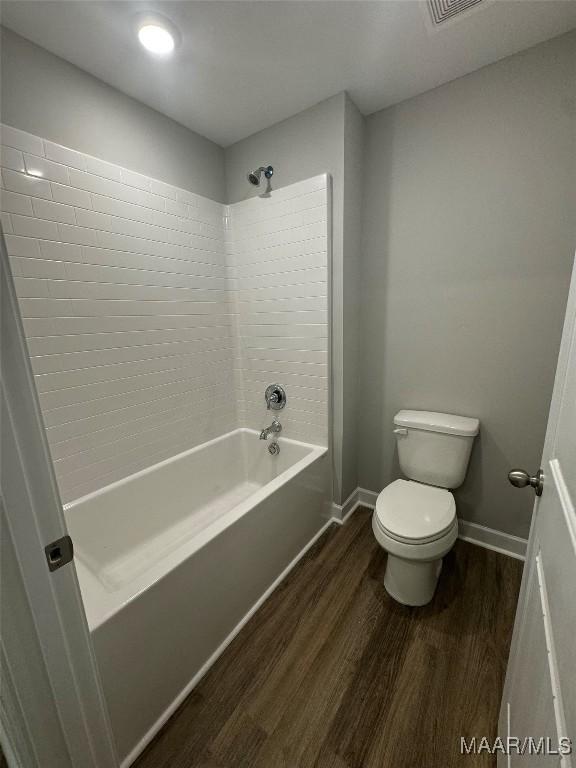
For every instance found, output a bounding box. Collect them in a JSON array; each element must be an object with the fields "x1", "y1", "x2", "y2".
[{"x1": 135, "y1": 508, "x2": 523, "y2": 768}]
